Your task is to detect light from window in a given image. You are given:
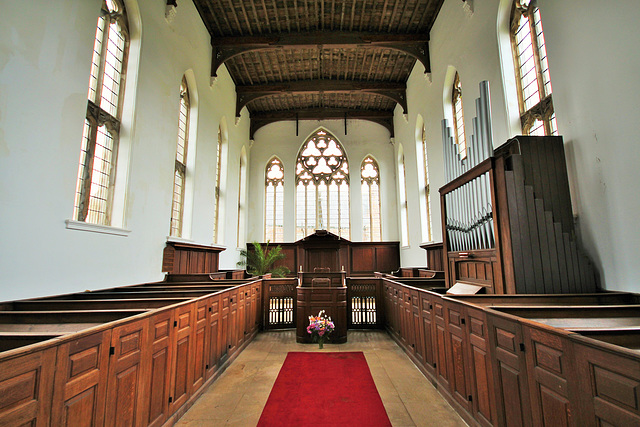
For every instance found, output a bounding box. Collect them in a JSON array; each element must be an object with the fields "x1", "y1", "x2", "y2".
[
  {"x1": 170, "y1": 79, "x2": 190, "y2": 237},
  {"x1": 295, "y1": 129, "x2": 350, "y2": 239},
  {"x1": 361, "y1": 156, "x2": 381, "y2": 242},
  {"x1": 74, "y1": 0, "x2": 128, "y2": 225}
]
